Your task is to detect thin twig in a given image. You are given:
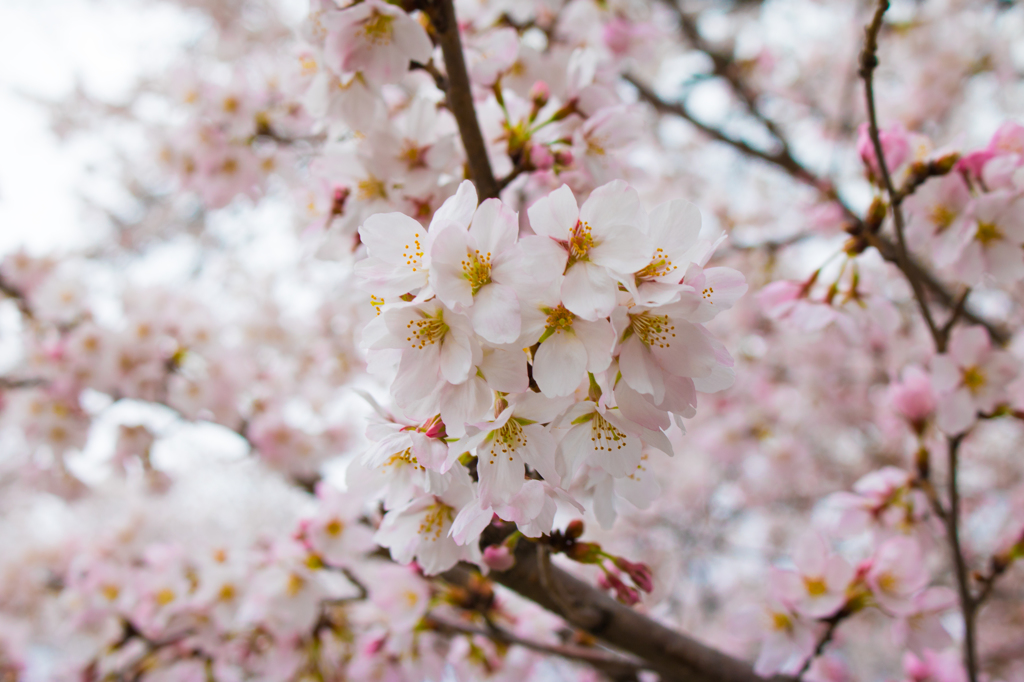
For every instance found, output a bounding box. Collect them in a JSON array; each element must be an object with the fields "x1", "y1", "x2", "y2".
[
  {"x1": 946, "y1": 433, "x2": 980, "y2": 682},
  {"x1": 423, "y1": 613, "x2": 645, "y2": 674},
  {"x1": 659, "y1": 0, "x2": 791, "y2": 150},
  {"x1": 858, "y1": 0, "x2": 942, "y2": 348},
  {"x1": 625, "y1": 75, "x2": 1010, "y2": 346},
  {"x1": 411, "y1": 59, "x2": 449, "y2": 92},
  {"x1": 536, "y1": 544, "x2": 584, "y2": 625},
  {"x1": 796, "y1": 611, "x2": 846, "y2": 678}
]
